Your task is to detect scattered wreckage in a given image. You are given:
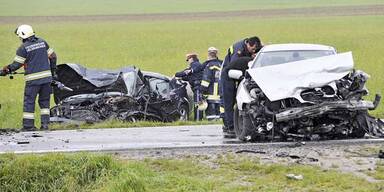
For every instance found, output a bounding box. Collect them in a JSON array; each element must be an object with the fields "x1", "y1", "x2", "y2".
[
  {"x1": 50, "y1": 64, "x2": 192, "y2": 123},
  {"x1": 230, "y1": 44, "x2": 384, "y2": 141}
]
